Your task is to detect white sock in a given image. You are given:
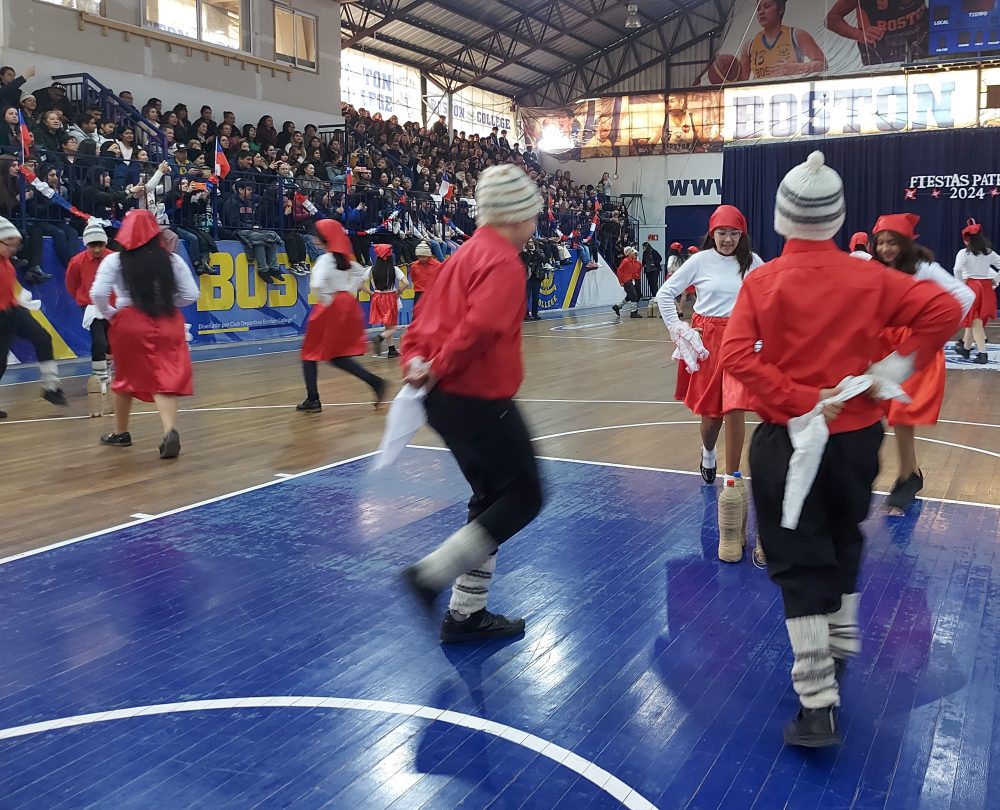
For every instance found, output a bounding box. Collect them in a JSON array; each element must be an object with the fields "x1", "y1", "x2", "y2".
[
  {"x1": 448, "y1": 551, "x2": 498, "y2": 619},
  {"x1": 39, "y1": 360, "x2": 59, "y2": 392},
  {"x1": 702, "y1": 447, "x2": 717, "y2": 468},
  {"x1": 412, "y1": 521, "x2": 498, "y2": 594},
  {"x1": 93, "y1": 360, "x2": 108, "y2": 376},
  {"x1": 786, "y1": 615, "x2": 839, "y2": 709},
  {"x1": 828, "y1": 592, "x2": 861, "y2": 660}
]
